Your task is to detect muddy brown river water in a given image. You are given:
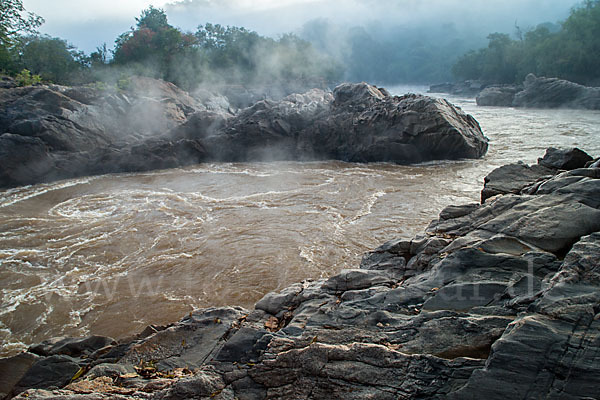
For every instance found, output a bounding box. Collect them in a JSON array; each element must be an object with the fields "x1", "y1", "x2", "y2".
[{"x1": 1, "y1": 88, "x2": 599, "y2": 356}]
